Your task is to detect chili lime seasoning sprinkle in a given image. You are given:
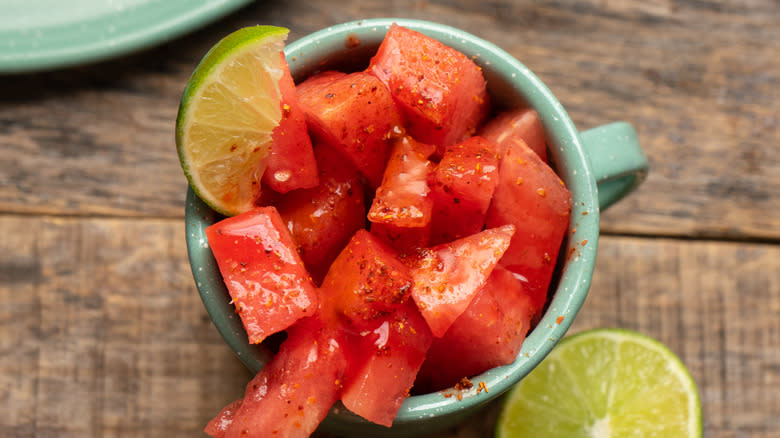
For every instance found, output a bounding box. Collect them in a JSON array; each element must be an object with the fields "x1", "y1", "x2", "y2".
[
  {"x1": 556, "y1": 315, "x2": 565, "y2": 324},
  {"x1": 344, "y1": 33, "x2": 360, "y2": 49},
  {"x1": 455, "y1": 377, "x2": 473, "y2": 391},
  {"x1": 477, "y1": 381, "x2": 488, "y2": 394}
]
